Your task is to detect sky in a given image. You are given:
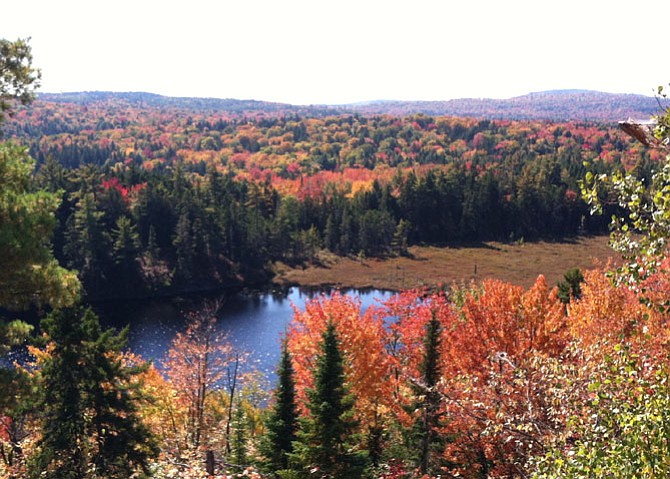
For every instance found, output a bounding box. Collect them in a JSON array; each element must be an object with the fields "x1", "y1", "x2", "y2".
[{"x1": 3, "y1": 0, "x2": 669, "y2": 105}]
